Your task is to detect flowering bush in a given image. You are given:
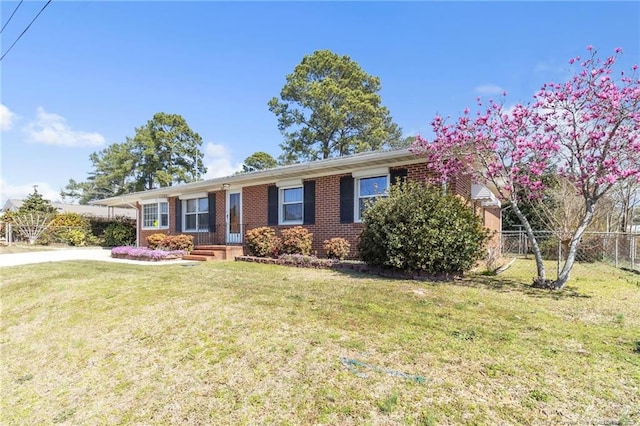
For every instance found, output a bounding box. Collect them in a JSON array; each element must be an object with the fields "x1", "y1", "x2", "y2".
[
  {"x1": 245, "y1": 227, "x2": 281, "y2": 257},
  {"x1": 111, "y1": 246, "x2": 186, "y2": 261},
  {"x1": 323, "y1": 237, "x2": 351, "y2": 260},
  {"x1": 280, "y1": 226, "x2": 313, "y2": 255}
]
